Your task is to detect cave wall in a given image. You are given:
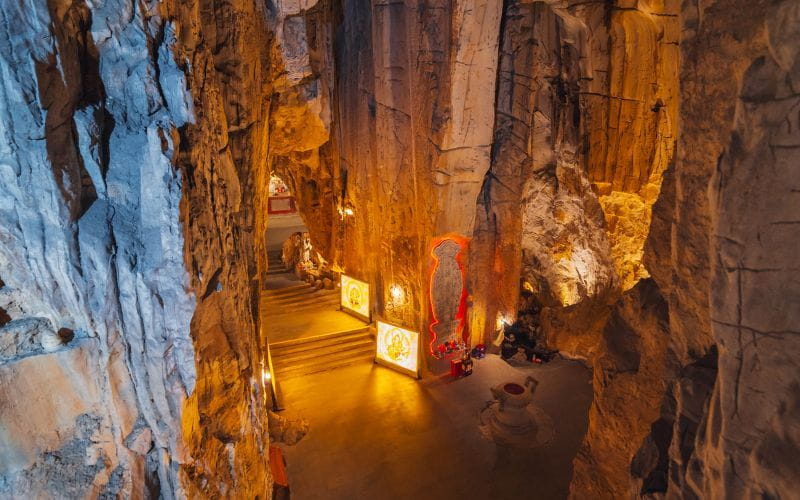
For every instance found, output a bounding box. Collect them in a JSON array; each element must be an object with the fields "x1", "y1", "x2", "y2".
[
  {"x1": 1, "y1": 0, "x2": 797, "y2": 497},
  {"x1": 334, "y1": 0, "x2": 503, "y2": 349},
  {"x1": 468, "y1": 0, "x2": 679, "y2": 351},
  {"x1": 572, "y1": 0, "x2": 800, "y2": 497},
  {"x1": 677, "y1": 0, "x2": 800, "y2": 495},
  {"x1": 272, "y1": 0, "x2": 504, "y2": 359},
  {"x1": 0, "y1": 0, "x2": 274, "y2": 497}
]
